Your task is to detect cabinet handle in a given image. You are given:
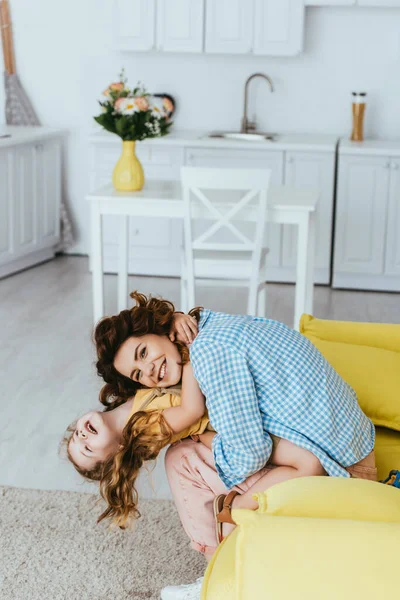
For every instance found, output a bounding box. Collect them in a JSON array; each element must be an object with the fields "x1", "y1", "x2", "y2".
[
  {"x1": 287, "y1": 157, "x2": 294, "y2": 164},
  {"x1": 392, "y1": 163, "x2": 399, "y2": 170},
  {"x1": 385, "y1": 162, "x2": 391, "y2": 169}
]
